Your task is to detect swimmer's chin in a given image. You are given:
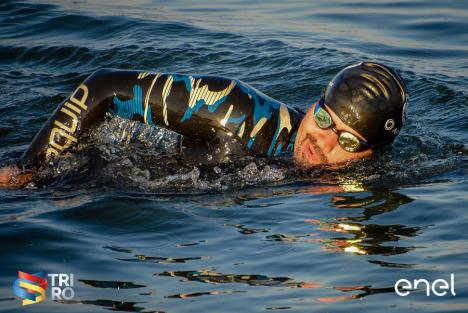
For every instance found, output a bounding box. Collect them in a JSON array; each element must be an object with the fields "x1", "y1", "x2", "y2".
[
  {"x1": 294, "y1": 156, "x2": 357, "y2": 170},
  {"x1": 293, "y1": 148, "x2": 325, "y2": 168},
  {"x1": 293, "y1": 140, "x2": 327, "y2": 168},
  {"x1": 293, "y1": 139, "x2": 373, "y2": 169},
  {"x1": 294, "y1": 155, "x2": 327, "y2": 168}
]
